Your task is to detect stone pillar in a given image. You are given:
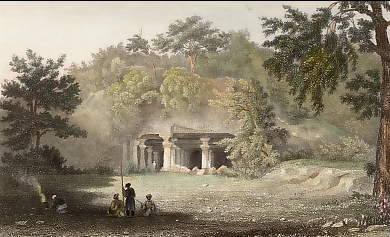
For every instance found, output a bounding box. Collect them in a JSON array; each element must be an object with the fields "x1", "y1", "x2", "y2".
[
  {"x1": 146, "y1": 146, "x2": 154, "y2": 171},
  {"x1": 132, "y1": 140, "x2": 140, "y2": 170},
  {"x1": 184, "y1": 150, "x2": 190, "y2": 167},
  {"x1": 139, "y1": 140, "x2": 147, "y2": 170},
  {"x1": 171, "y1": 138, "x2": 178, "y2": 167},
  {"x1": 200, "y1": 137, "x2": 211, "y2": 169},
  {"x1": 209, "y1": 149, "x2": 215, "y2": 168},
  {"x1": 162, "y1": 137, "x2": 172, "y2": 171},
  {"x1": 179, "y1": 149, "x2": 185, "y2": 168}
]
